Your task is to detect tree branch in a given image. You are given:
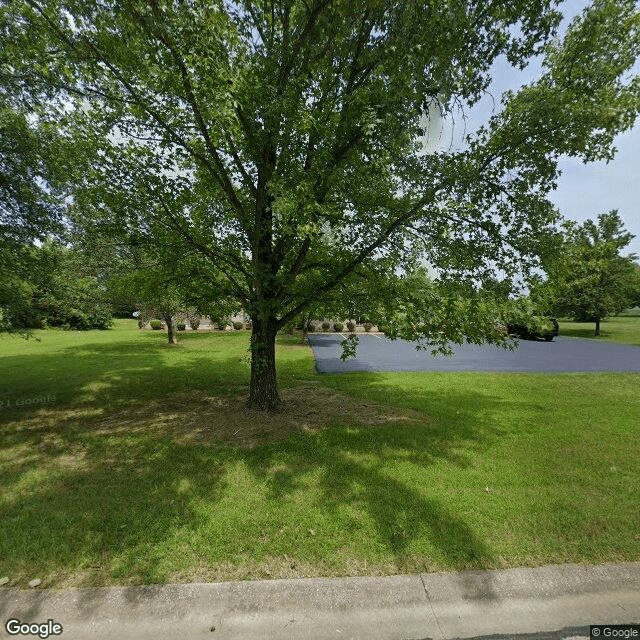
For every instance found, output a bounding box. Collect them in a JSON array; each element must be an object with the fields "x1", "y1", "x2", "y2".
[
  {"x1": 276, "y1": 192, "x2": 436, "y2": 328},
  {"x1": 277, "y1": 0, "x2": 334, "y2": 92},
  {"x1": 132, "y1": 1, "x2": 250, "y2": 219},
  {"x1": 150, "y1": 195, "x2": 251, "y2": 304}
]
